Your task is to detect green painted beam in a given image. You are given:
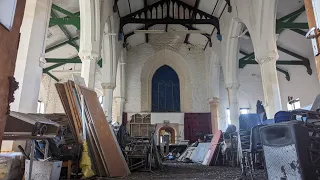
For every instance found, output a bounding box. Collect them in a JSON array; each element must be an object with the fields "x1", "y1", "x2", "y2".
[
  {"x1": 45, "y1": 71, "x2": 59, "y2": 82},
  {"x1": 52, "y1": 4, "x2": 77, "y2": 18},
  {"x1": 290, "y1": 29, "x2": 307, "y2": 36},
  {"x1": 277, "y1": 46, "x2": 309, "y2": 63},
  {"x1": 239, "y1": 52, "x2": 254, "y2": 61},
  {"x1": 276, "y1": 22, "x2": 309, "y2": 30},
  {"x1": 45, "y1": 36, "x2": 79, "y2": 53},
  {"x1": 50, "y1": 17, "x2": 80, "y2": 30},
  {"x1": 46, "y1": 57, "x2": 81, "y2": 63},
  {"x1": 278, "y1": 6, "x2": 305, "y2": 22},
  {"x1": 98, "y1": 59, "x2": 102, "y2": 68},
  {"x1": 276, "y1": 67, "x2": 290, "y2": 81},
  {"x1": 277, "y1": 45, "x2": 312, "y2": 74},
  {"x1": 51, "y1": 10, "x2": 72, "y2": 39},
  {"x1": 43, "y1": 63, "x2": 66, "y2": 72}
]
